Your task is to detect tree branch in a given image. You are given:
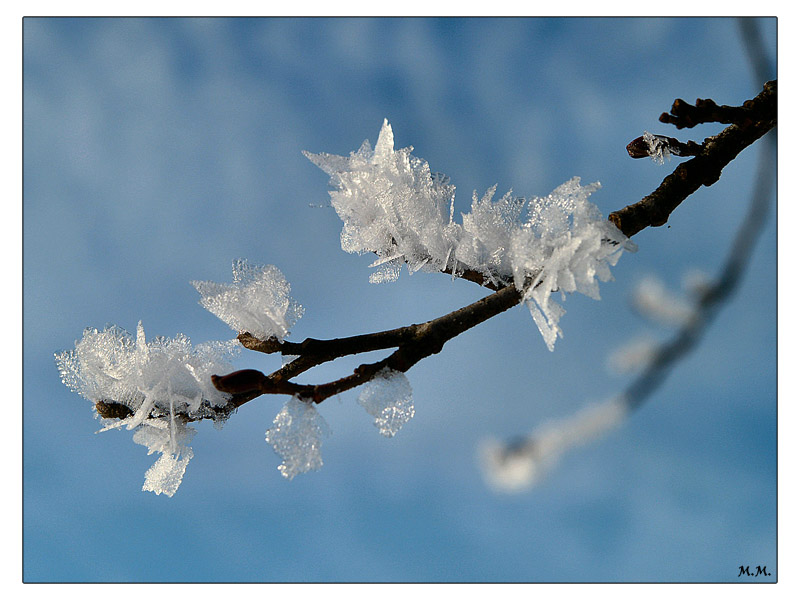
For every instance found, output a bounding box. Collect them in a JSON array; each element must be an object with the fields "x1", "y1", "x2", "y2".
[
  {"x1": 96, "y1": 80, "x2": 776, "y2": 425},
  {"x1": 608, "y1": 80, "x2": 776, "y2": 238},
  {"x1": 214, "y1": 282, "x2": 526, "y2": 405}
]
